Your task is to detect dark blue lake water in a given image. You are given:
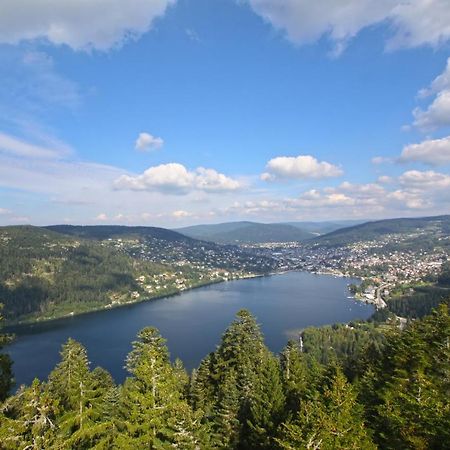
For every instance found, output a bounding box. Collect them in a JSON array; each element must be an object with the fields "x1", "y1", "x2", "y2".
[{"x1": 6, "y1": 272, "x2": 373, "y2": 387}]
